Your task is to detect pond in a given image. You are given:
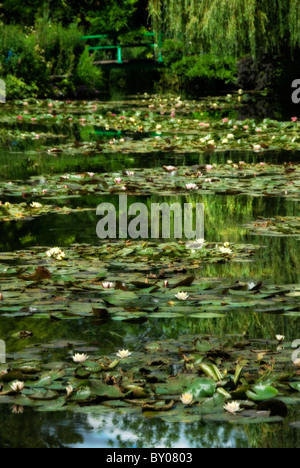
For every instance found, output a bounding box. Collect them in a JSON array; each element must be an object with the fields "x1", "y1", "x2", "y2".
[{"x1": 0, "y1": 94, "x2": 299, "y2": 448}]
